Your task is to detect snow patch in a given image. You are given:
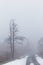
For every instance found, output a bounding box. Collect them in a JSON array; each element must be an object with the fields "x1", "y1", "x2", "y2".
[
  {"x1": 3, "y1": 56, "x2": 28, "y2": 65},
  {"x1": 30, "y1": 63, "x2": 34, "y2": 65},
  {"x1": 36, "y1": 55, "x2": 43, "y2": 65}
]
